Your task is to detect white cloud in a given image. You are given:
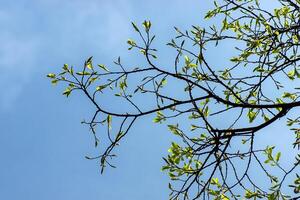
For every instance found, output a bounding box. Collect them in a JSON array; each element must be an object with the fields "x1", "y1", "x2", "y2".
[
  {"x1": 0, "y1": 5, "x2": 42, "y2": 110},
  {"x1": 0, "y1": 35, "x2": 41, "y2": 110},
  {"x1": 0, "y1": 34, "x2": 39, "y2": 71},
  {"x1": 37, "y1": 0, "x2": 132, "y2": 51},
  {"x1": 0, "y1": 0, "x2": 132, "y2": 111}
]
